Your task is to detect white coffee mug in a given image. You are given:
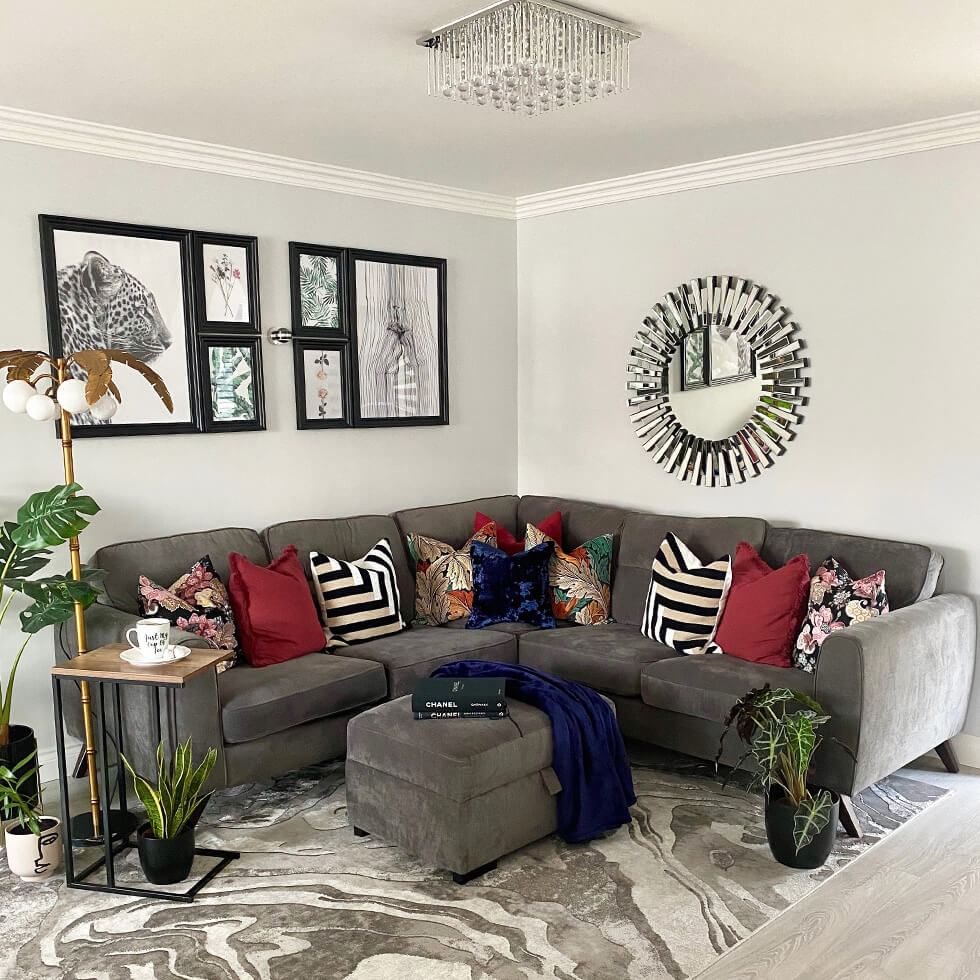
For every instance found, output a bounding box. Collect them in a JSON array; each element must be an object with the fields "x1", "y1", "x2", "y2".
[{"x1": 125, "y1": 618, "x2": 172, "y2": 660}]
